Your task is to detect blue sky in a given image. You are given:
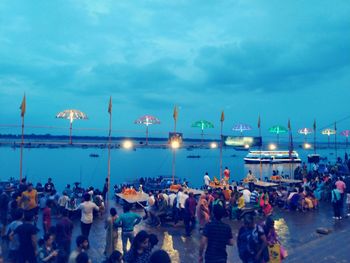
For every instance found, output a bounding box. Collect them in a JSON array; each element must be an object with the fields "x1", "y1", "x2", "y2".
[{"x1": 0, "y1": 0, "x2": 349, "y2": 141}]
